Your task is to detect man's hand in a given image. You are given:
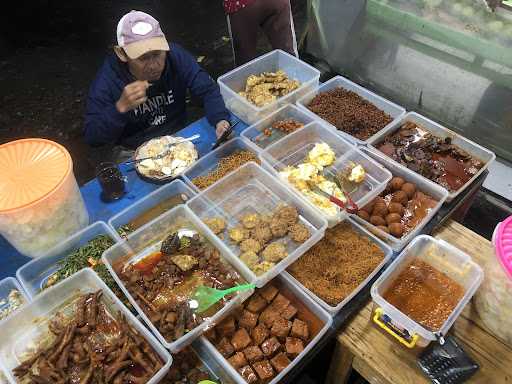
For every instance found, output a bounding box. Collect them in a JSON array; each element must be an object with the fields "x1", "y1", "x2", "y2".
[
  {"x1": 116, "y1": 81, "x2": 150, "y2": 113},
  {"x1": 216, "y1": 120, "x2": 231, "y2": 139}
]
